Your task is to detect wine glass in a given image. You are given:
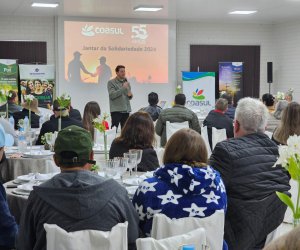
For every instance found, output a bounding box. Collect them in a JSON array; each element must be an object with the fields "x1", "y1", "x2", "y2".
[
  {"x1": 45, "y1": 133, "x2": 53, "y2": 151},
  {"x1": 129, "y1": 149, "x2": 143, "y2": 175},
  {"x1": 124, "y1": 152, "x2": 137, "y2": 176},
  {"x1": 115, "y1": 157, "x2": 129, "y2": 180},
  {"x1": 26, "y1": 130, "x2": 36, "y2": 154}
]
